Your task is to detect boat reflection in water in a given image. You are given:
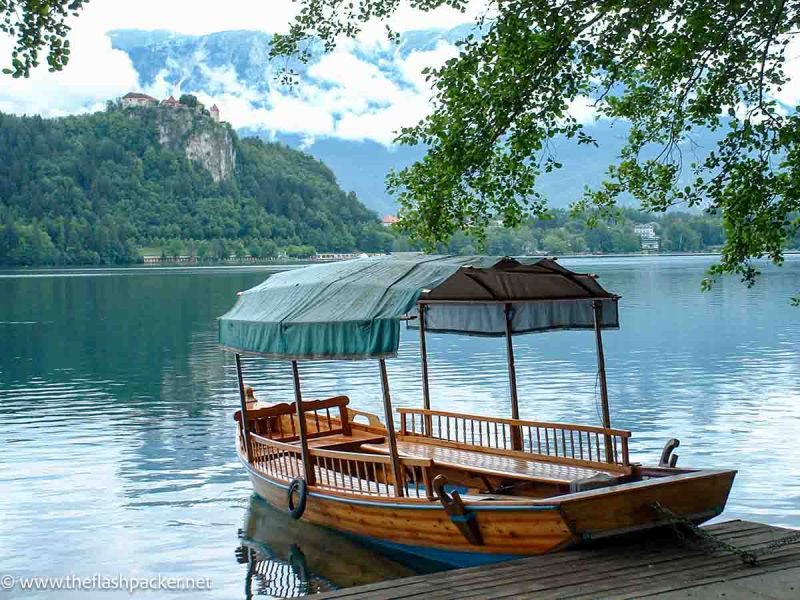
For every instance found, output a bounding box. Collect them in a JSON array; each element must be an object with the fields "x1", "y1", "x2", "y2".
[{"x1": 236, "y1": 495, "x2": 416, "y2": 598}]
